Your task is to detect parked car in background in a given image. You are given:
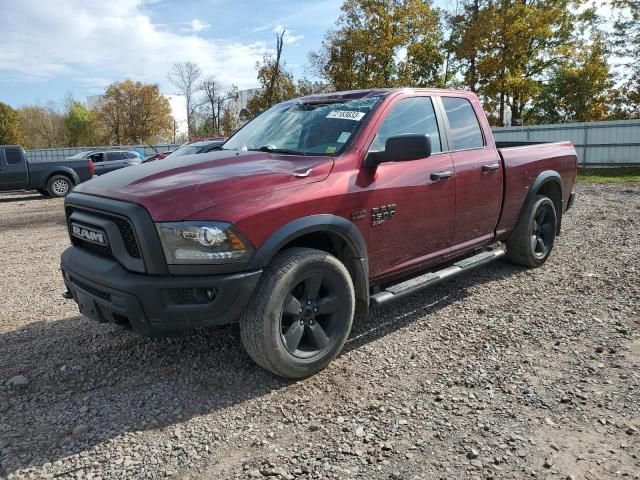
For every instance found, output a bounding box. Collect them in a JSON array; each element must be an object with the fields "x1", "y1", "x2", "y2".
[
  {"x1": 0, "y1": 145, "x2": 94, "y2": 197},
  {"x1": 163, "y1": 139, "x2": 225, "y2": 160},
  {"x1": 60, "y1": 88, "x2": 577, "y2": 378},
  {"x1": 67, "y1": 149, "x2": 142, "y2": 176},
  {"x1": 143, "y1": 150, "x2": 174, "y2": 163}
]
